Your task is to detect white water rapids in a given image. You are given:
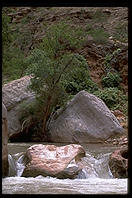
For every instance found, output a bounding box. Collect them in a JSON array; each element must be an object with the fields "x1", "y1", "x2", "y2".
[{"x1": 2, "y1": 143, "x2": 128, "y2": 194}]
